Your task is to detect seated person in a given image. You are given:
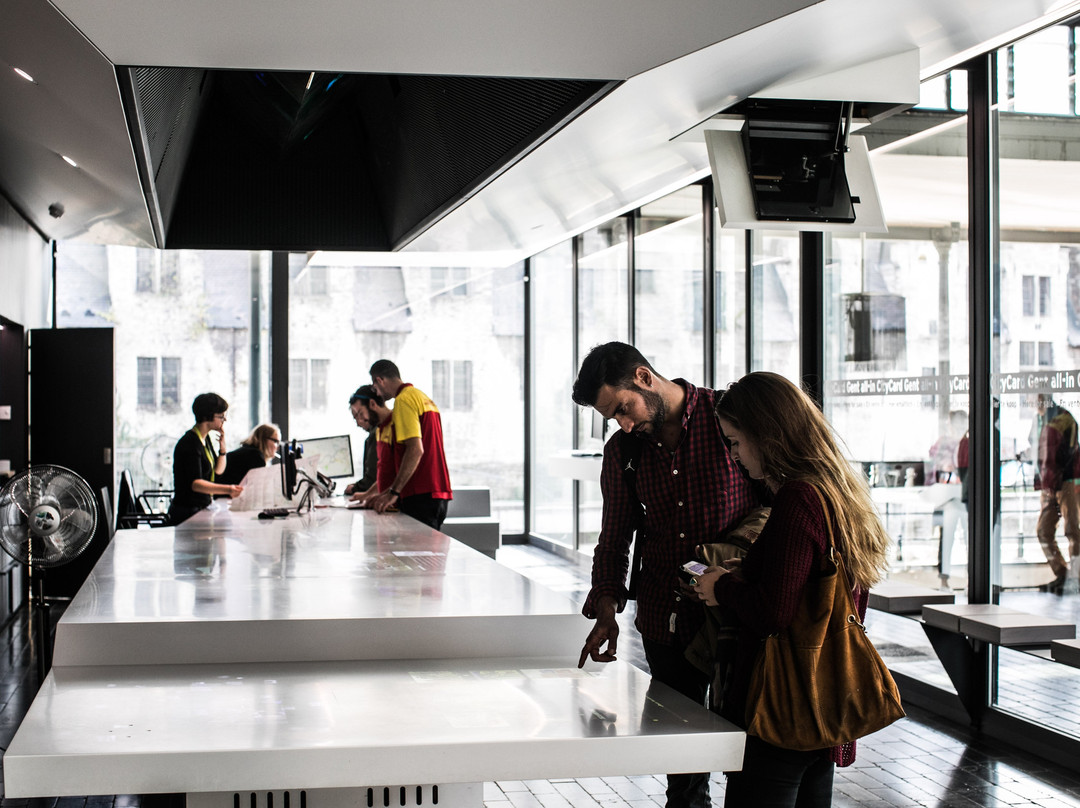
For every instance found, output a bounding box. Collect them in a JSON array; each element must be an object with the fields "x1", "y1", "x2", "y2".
[
  {"x1": 219, "y1": 423, "x2": 281, "y2": 486},
  {"x1": 167, "y1": 392, "x2": 244, "y2": 524}
]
